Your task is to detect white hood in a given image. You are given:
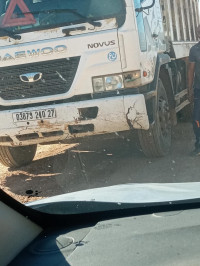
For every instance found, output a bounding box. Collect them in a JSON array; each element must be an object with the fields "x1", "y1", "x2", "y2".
[{"x1": 27, "y1": 182, "x2": 200, "y2": 207}]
